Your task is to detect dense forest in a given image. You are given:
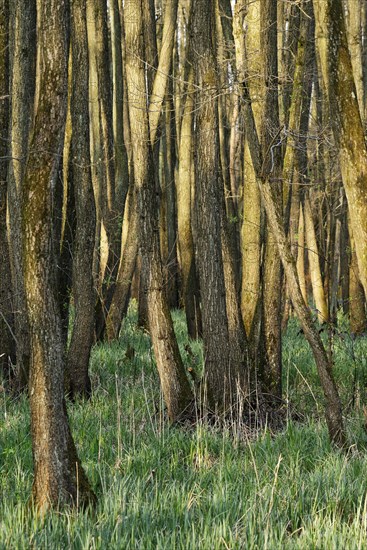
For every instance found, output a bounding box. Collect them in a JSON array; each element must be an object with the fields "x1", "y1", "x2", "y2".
[{"x1": 2, "y1": 0, "x2": 367, "y2": 546}]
